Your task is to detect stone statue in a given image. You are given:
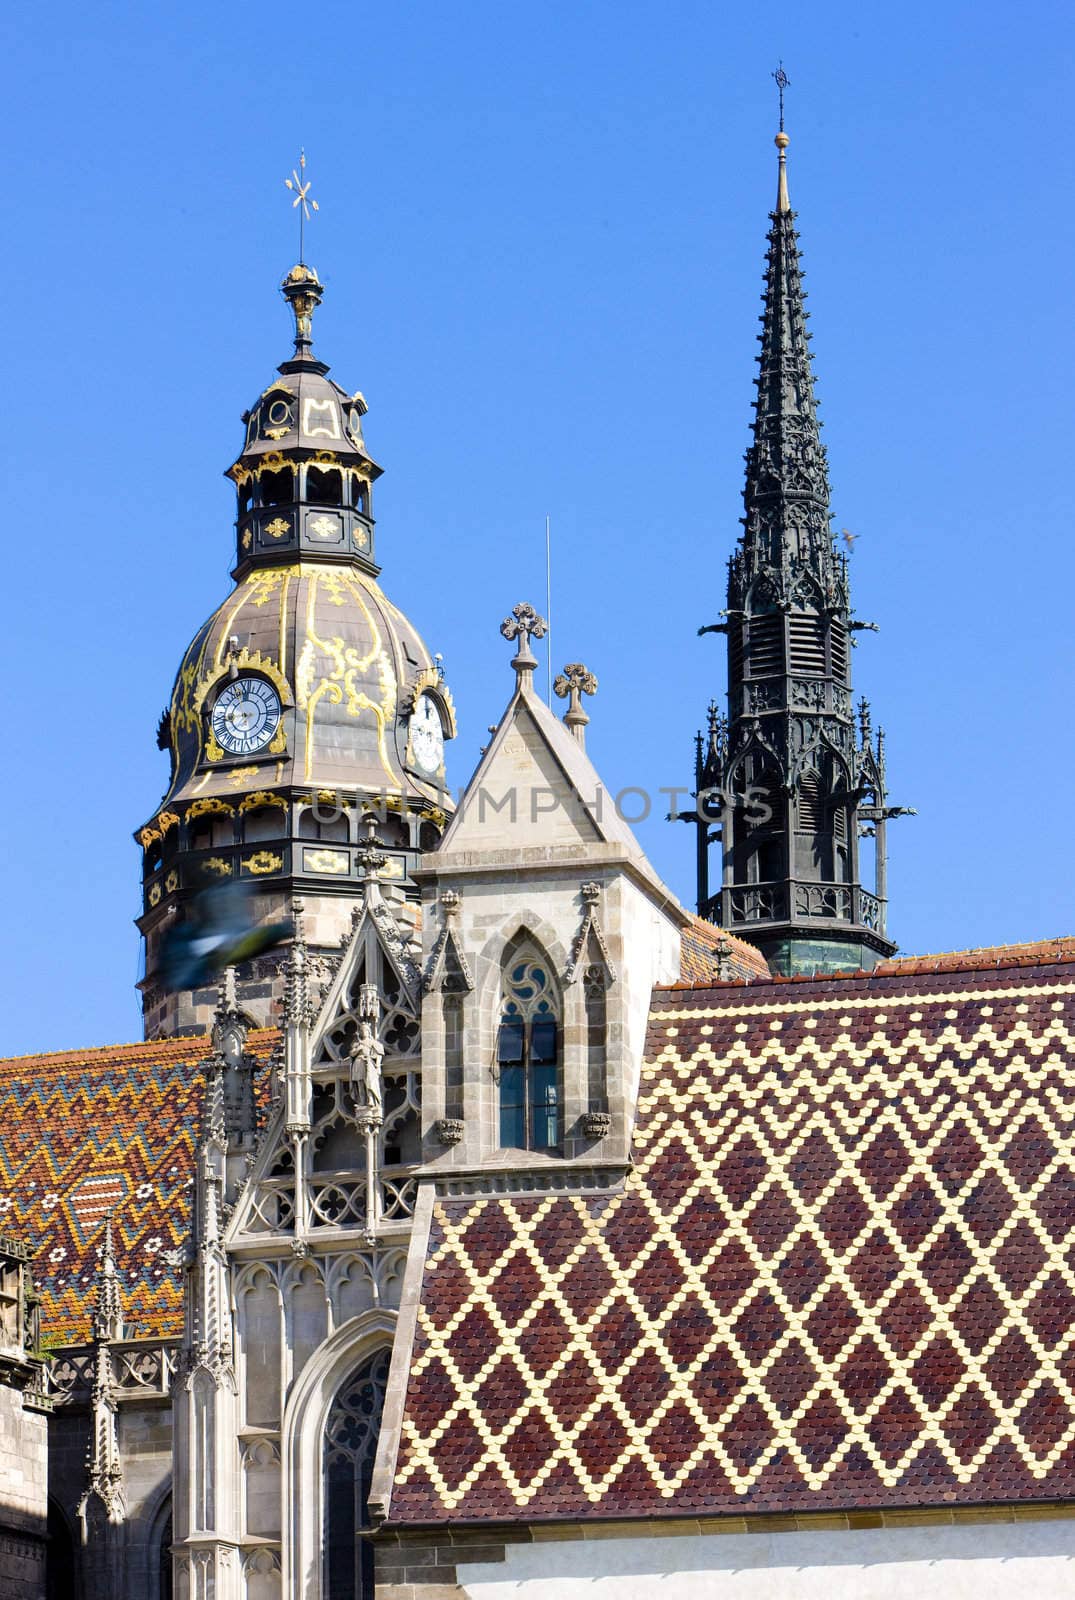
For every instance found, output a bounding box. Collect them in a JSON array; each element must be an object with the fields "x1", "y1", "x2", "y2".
[{"x1": 350, "y1": 1016, "x2": 384, "y2": 1125}]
